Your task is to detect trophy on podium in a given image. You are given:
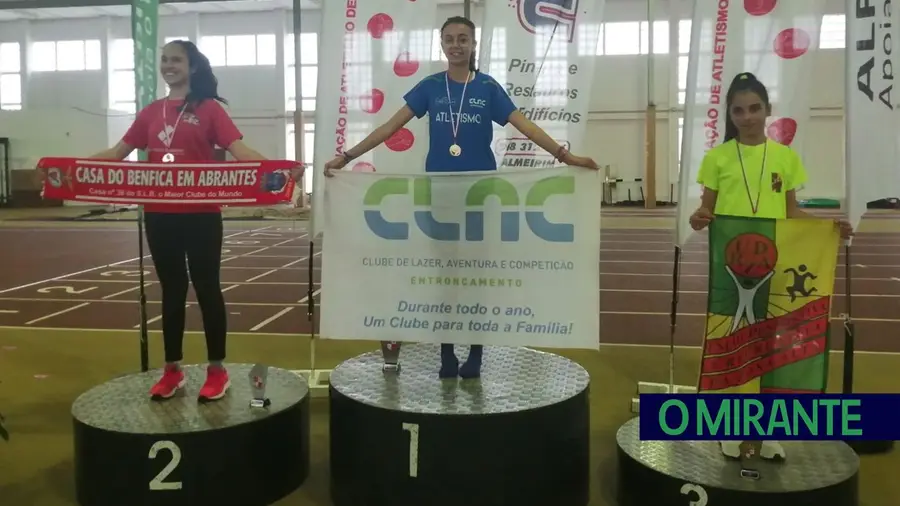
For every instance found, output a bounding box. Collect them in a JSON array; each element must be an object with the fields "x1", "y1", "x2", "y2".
[
  {"x1": 0, "y1": 411, "x2": 8, "y2": 441},
  {"x1": 380, "y1": 341, "x2": 402, "y2": 372},
  {"x1": 738, "y1": 440, "x2": 762, "y2": 480},
  {"x1": 248, "y1": 364, "x2": 272, "y2": 409}
]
